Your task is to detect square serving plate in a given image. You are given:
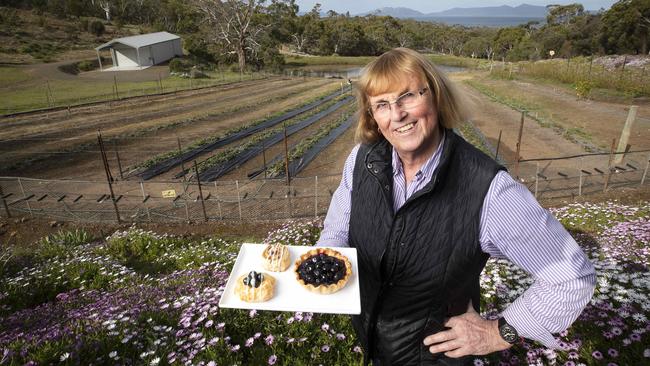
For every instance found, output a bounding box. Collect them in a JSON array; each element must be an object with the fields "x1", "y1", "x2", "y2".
[{"x1": 219, "y1": 243, "x2": 360, "y2": 314}]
